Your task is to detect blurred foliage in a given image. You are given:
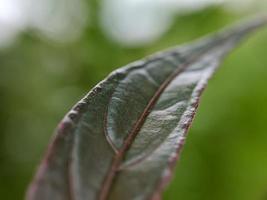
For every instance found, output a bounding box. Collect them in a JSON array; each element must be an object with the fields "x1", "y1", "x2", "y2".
[{"x1": 0, "y1": 2, "x2": 267, "y2": 200}]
